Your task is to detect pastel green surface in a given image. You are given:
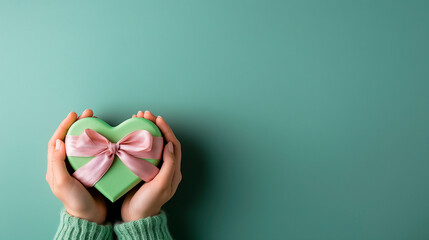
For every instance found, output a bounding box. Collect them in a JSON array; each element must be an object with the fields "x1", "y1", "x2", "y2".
[{"x1": 66, "y1": 117, "x2": 163, "y2": 202}]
